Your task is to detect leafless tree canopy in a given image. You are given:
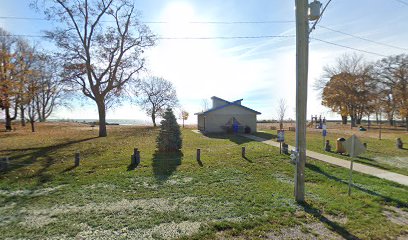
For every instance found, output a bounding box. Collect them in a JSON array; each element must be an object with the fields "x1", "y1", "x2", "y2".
[
  {"x1": 276, "y1": 98, "x2": 287, "y2": 129},
  {"x1": 201, "y1": 99, "x2": 209, "y2": 111},
  {"x1": 32, "y1": 0, "x2": 156, "y2": 136},
  {"x1": 137, "y1": 77, "x2": 179, "y2": 127},
  {"x1": 375, "y1": 54, "x2": 408, "y2": 130}
]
